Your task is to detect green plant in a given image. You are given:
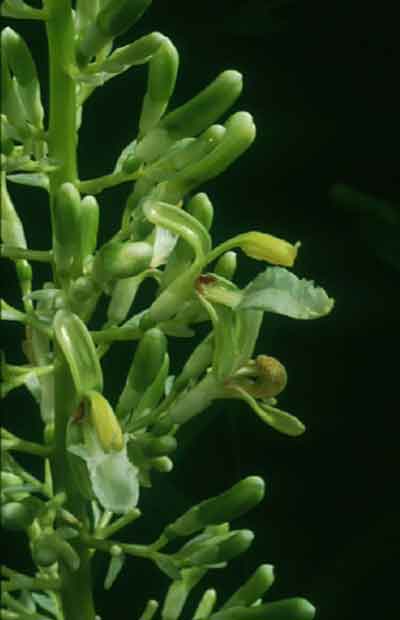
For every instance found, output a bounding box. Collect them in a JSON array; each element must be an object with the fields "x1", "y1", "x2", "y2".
[{"x1": 1, "y1": 1, "x2": 334, "y2": 619}]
